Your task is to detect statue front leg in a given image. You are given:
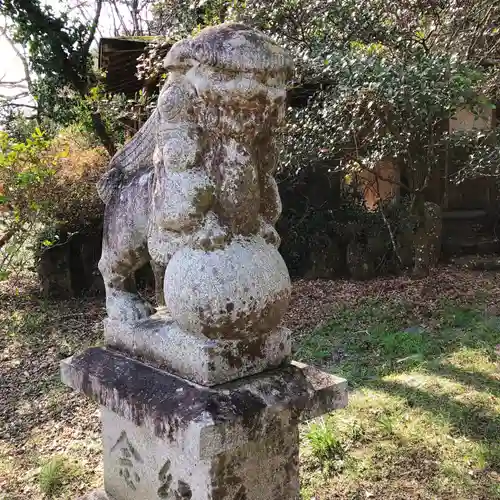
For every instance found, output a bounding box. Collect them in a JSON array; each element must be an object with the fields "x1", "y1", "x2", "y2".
[
  {"x1": 150, "y1": 261, "x2": 166, "y2": 307},
  {"x1": 190, "y1": 212, "x2": 228, "y2": 250},
  {"x1": 258, "y1": 218, "x2": 281, "y2": 247},
  {"x1": 99, "y1": 243, "x2": 156, "y2": 322},
  {"x1": 99, "y1": 180, "x2": 156, "y2": 323}
]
